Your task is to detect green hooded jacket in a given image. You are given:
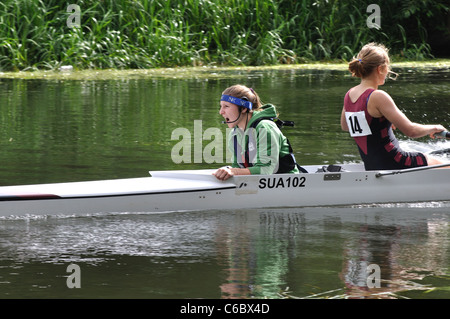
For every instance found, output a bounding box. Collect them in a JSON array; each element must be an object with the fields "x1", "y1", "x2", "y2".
[{"x1": 228, "y1": 104, "x2": 300, "y2": 175}]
